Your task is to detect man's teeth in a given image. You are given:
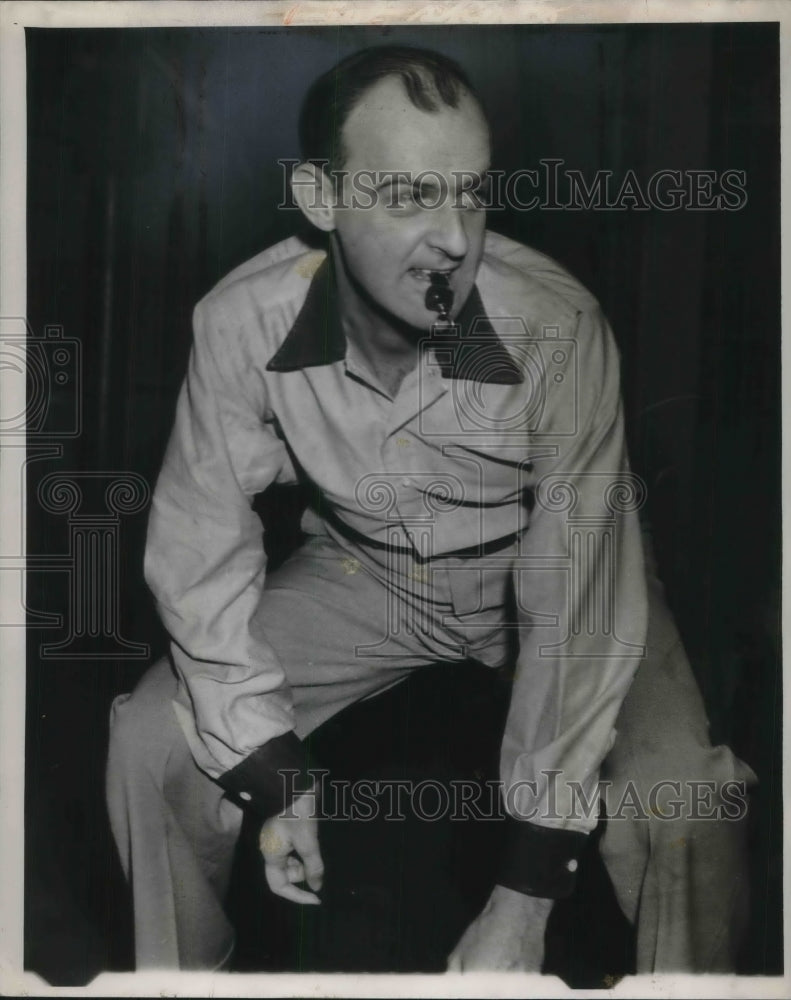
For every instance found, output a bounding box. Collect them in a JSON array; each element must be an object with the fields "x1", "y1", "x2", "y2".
[{"x1": 411, "y1": 269, "x2": 452, "y2": 278}]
